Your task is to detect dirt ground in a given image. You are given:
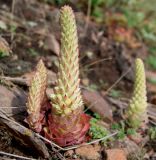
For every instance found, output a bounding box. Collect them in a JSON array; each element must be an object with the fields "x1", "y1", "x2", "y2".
[{"x1": 0, "y1": 0, "x2": 156, "y2": 160}]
